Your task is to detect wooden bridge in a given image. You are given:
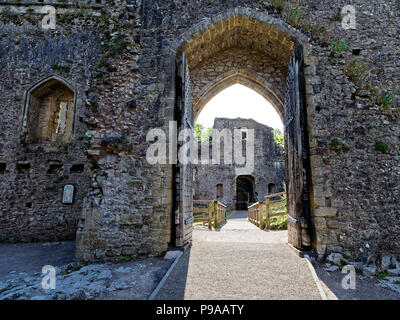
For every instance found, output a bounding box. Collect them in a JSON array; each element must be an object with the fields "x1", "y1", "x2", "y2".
[{"x1": 193, "y1": 191, "x2": 287, "y2": 231}]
